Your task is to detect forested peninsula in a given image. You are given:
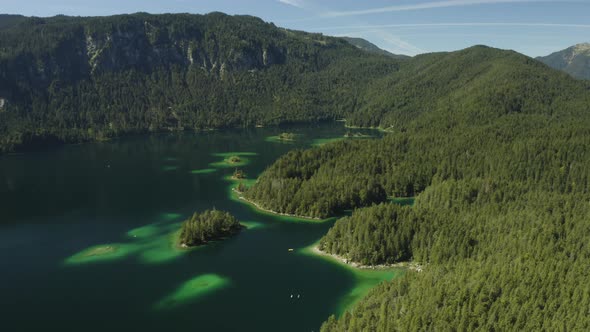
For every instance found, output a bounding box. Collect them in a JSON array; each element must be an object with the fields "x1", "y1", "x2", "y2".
[{"x1": 244, "y1": 47, "x2": 590, "y2": 330}]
